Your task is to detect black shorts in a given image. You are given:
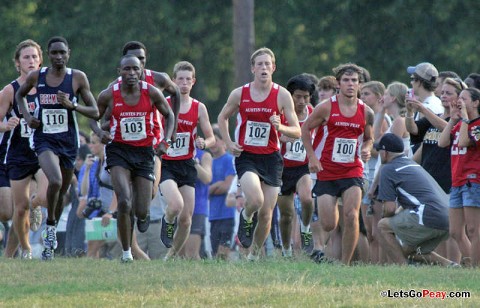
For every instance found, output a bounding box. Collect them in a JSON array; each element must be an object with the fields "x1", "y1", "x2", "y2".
[
  {"x1": 7, "y1": 163, "x2": 40, "y2": 181},
  {"x1": 160, "y1": 158, "x2": 197, "y2": 187},
  {"x1": 190, "y1": 214, "x2": 206, "y2": 236},
  {"x1": 0, "y1": 164, "x2": 9, "y2": 187},
  {"x1": 235, "y1": 151, "x2": 283, "y2": 187},
  {"x1": 312, "y1": 177, "x2": 364, "y2": 198},
  {"x1": 280, "y1": 164, "x2": 309, "y2": 196},
  {"x1": 34, "y1": 138, "x2": 77, "y2": 169},
  {"x1": 105, "y1": 142, "x2": 155, "y2": 182},
  {"x1": 210, "y1": 218, "x2": 235, "y2": 255}
]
